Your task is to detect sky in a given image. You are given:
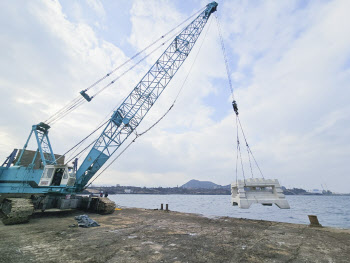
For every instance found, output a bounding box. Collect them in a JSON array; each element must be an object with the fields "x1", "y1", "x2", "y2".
[{"x1": 0, "y1": 0, "x2": 349, "y2": 192}]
